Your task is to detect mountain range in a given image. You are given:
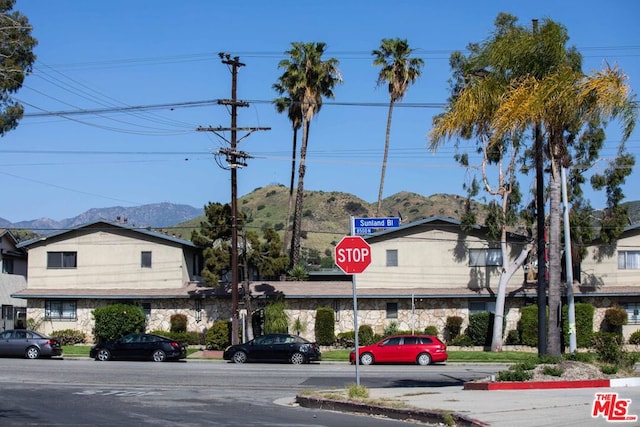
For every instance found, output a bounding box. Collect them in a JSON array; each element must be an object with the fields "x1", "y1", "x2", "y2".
[
  {"x1": 3, "y1": 185, "x2": 640, "y2": 255},
  {"x1": 0, "y1": 202, "x2": 204, "y2": 232}
]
